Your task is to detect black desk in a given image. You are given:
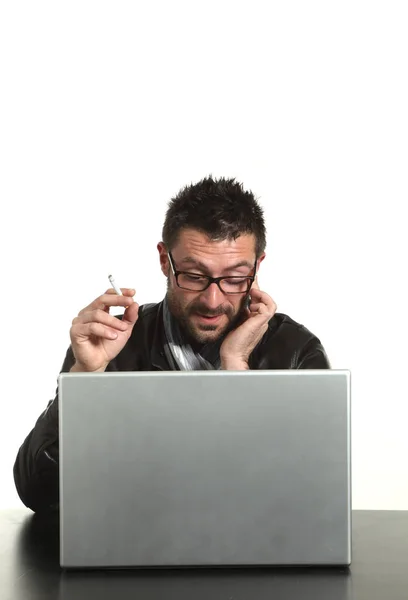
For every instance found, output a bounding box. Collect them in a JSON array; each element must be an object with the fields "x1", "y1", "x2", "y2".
[{"x1": 1, "y1": 509, "x2": 408, "y2": 600}]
